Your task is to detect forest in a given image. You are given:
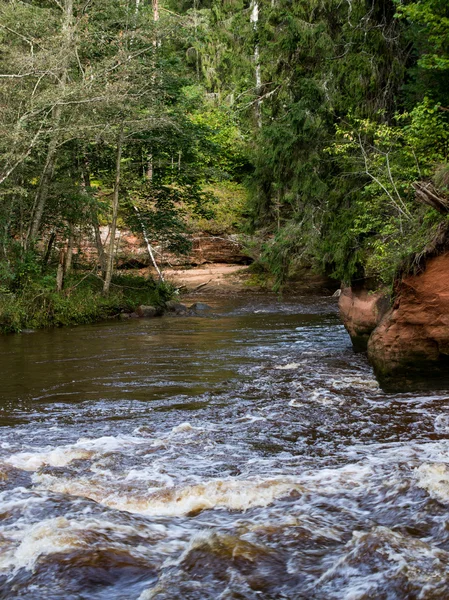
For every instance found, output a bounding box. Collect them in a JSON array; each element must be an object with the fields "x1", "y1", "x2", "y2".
[{"x1": 0, "y1": 0, "x2": 448, "y2": 331}]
